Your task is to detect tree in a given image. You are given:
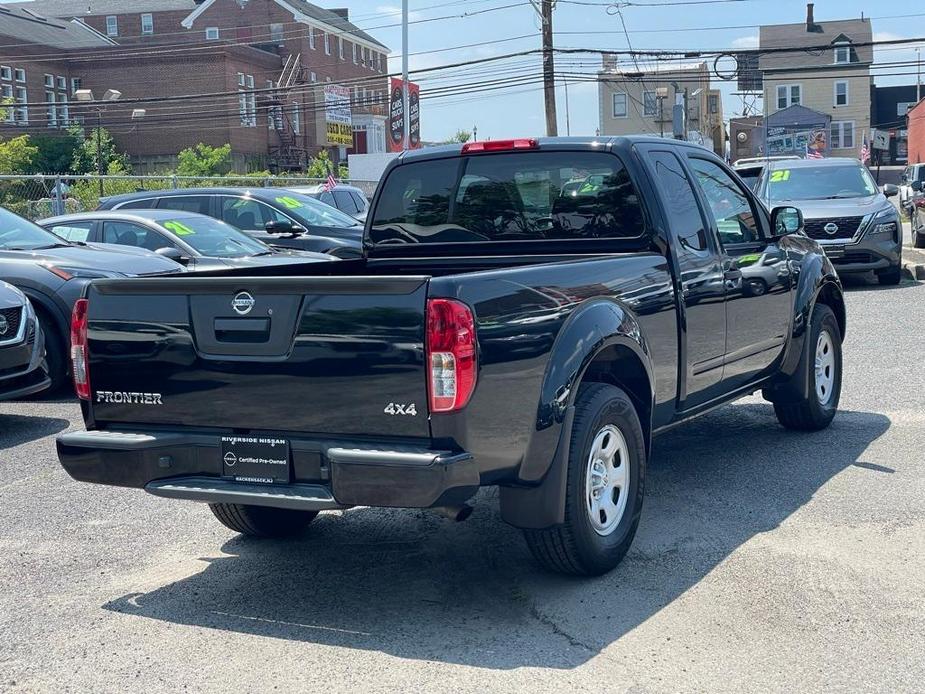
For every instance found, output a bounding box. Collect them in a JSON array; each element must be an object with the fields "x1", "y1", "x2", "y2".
[
  {"x1": 306, "y1": 149, "x2": 348, "y2": 179},
  {"x1": 70, "y1": 125, "x2": 130, "y2": 175},
  {"x1": 0, "y1": 135, "x2": 38, "y2": 174},
  {"x1": 27, "y1": 131, "x2": 82, "y2": 174},
  {"x1": 176, "y1": 143, "x2": 232, "y2": 177},
  {"x1": 441, "y1": 129, "x2": 472, "y2": 144}
]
